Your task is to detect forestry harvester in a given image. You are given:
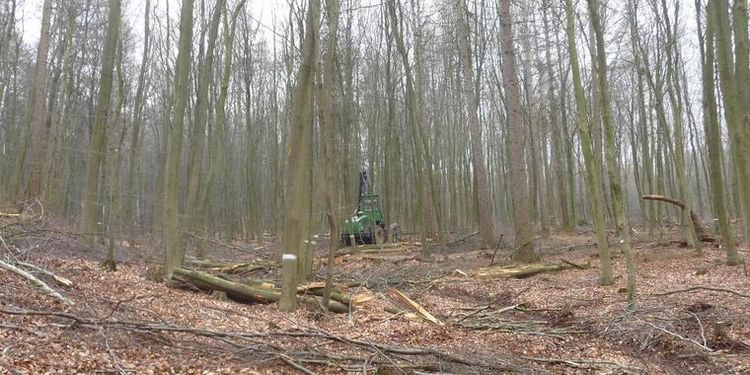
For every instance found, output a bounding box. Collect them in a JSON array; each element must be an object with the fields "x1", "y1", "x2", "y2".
[{"x1": 340, "y1": 171, "x2": 388, "y2": 245}]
